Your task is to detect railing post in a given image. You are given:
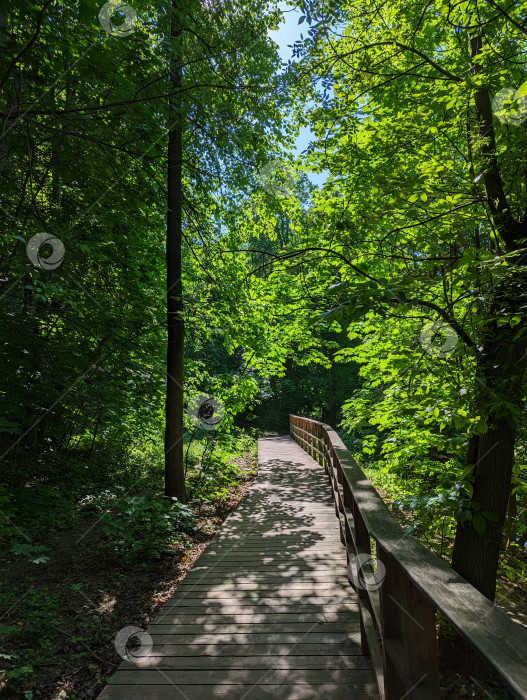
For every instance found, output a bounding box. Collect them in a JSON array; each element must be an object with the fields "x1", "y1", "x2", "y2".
[
  {"x1": 330, "y1": 445, "x2": 339, "y2": 519},
  {"x1": 377, "y1": 545, "x2": 440, "y2": 700},
  {"x1": 342, "y1": 478, "x2": 363, "y2": 628},
  {"x1": 377, "y1": 545, "x2": 406, "y2": 700},
  {"x1": 356, "y1": 516, "x2": 372, "y2": 655}
]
